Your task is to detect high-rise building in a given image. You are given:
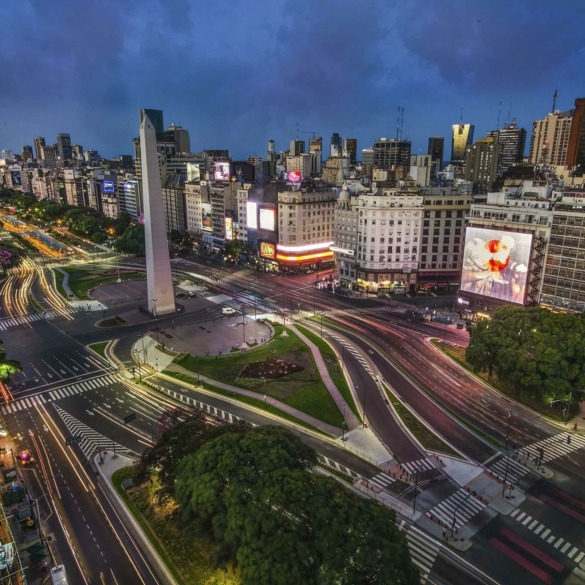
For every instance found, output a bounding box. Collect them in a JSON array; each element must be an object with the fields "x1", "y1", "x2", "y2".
[
  {"x1": 309, "y1": 136, "x2": 323, "y2": 154},
  {"x1": 488, "y1": 121, "x2": 526, "y2": 176},
  {"x1": 41, "y1": 145, "x2": 58, "y2": 169},
  {"x1": 567, "y1": 98, "x2": 585, "y2": 171},
  {"x1": 330, "y1": 133, "x2": 342, "y2": 157},
  {"x1": 463, "y1": 137, "x2": 499, "y2": 193},
  {"x1": 371, "y1": 138, "x2": 411, "y2": 170},
  {"x1": 343, "y1": 138, "x2": 357, "y2": 166},
  {"x1": 56, "y1": 133, "x2": 72, "y2": 163},
  {"x1": 142, "y1": 108, "x2": 164, "y2": 135},
  {"x1": 34, "y1": 137, "x2": 45, "y2": 160},
  {"x1": 289, "y1": 140, "x2": 305, "y2": 156},
  {"x1": 22, "y1": 145, "x2": 33, "y2": 162},
  {"x1": 427, "y1": 136, "x2": 444, "y2": 178},
  {"x1": 451, "y1": 124, "x2": 475, "y2": 163},
  {"x1": 529, "y1": 109, "x2": 573, "y2": 167},
  {"x1": 159, "y1": 124, "x2": 191, "y2": 154}
]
